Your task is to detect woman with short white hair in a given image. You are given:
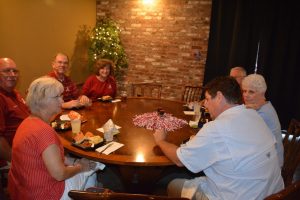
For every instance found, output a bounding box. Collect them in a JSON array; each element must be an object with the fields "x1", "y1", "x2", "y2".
[
  {"x1": 8, "y1": 76, "x2": 98, "y2": 200},
  {"x1": 242, "y1": 74, "x2": 284, "y2": 167}
]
